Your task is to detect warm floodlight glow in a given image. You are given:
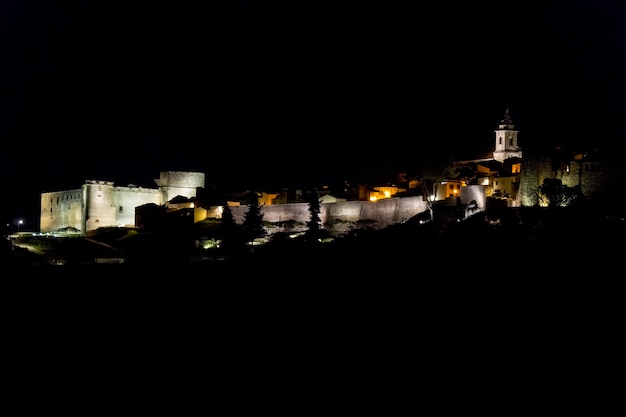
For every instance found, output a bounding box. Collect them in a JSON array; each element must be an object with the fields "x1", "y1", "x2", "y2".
[
  {"x1": 370, "y1": 196, "x2": 378, "y2": 202},
  {"x1": 384, "y1": 191, "x2": 391, "y2": 198},
  {"x1": 202, "y1": 238, "x2": 218, "y2": 250}
]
